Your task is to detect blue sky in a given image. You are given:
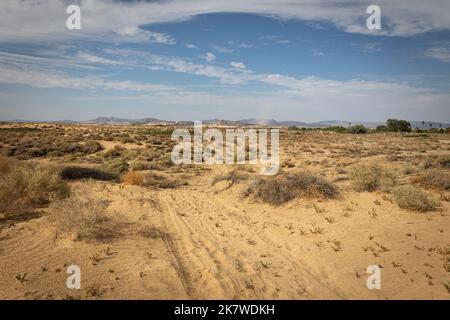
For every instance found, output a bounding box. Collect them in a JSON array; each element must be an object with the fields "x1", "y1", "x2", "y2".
[{"x1": 0, "y1": 0, "x2": 450, "y2": 122}]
